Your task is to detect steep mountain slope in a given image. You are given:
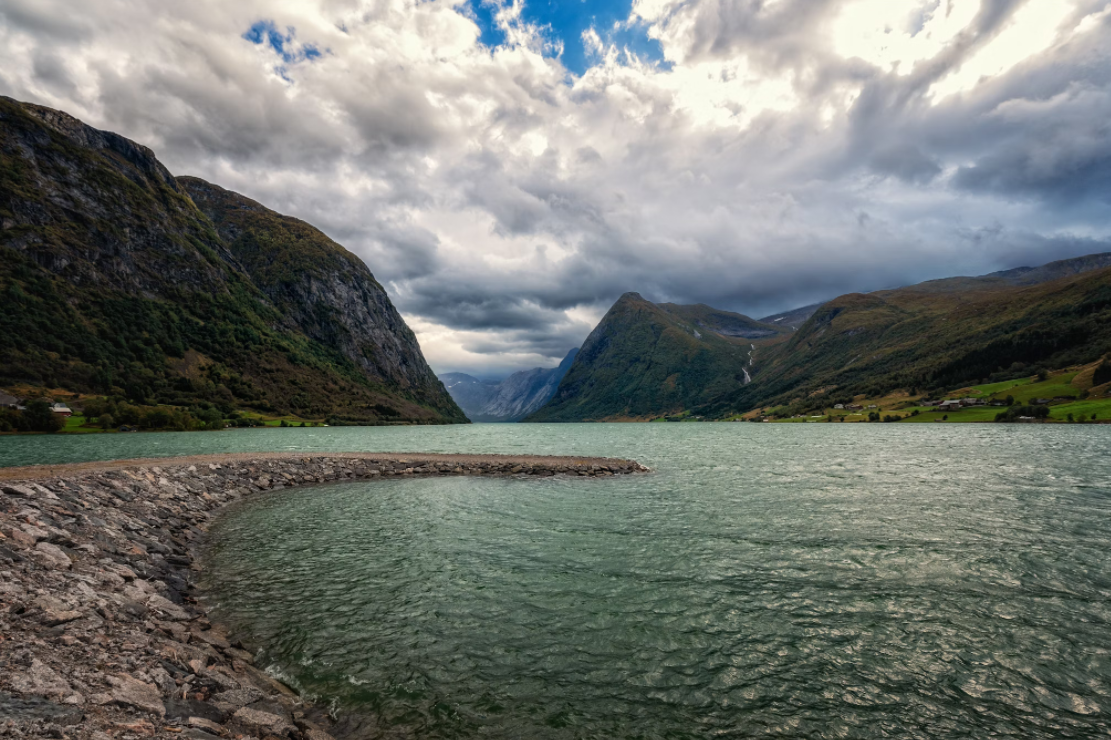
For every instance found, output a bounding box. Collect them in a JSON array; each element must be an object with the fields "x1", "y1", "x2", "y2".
[
  {"x1": 527, "y1": 294, "x2": 786, "y2": 421},
  {"x1": 440, "y1": 373, "x2": 500, "y2": 416},
  {"x1": 442, "y1": 349, "x2": 578, "y2": 422},
  {"x1": 181, "y1": 177, "x2": 459, "y2": 417},
  {"x1": 706, "y1": 264, "x2": 1111, "y2": 416},
  {"x1": 0, "y1": 96, "x2": 465, "y2": 424}
]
